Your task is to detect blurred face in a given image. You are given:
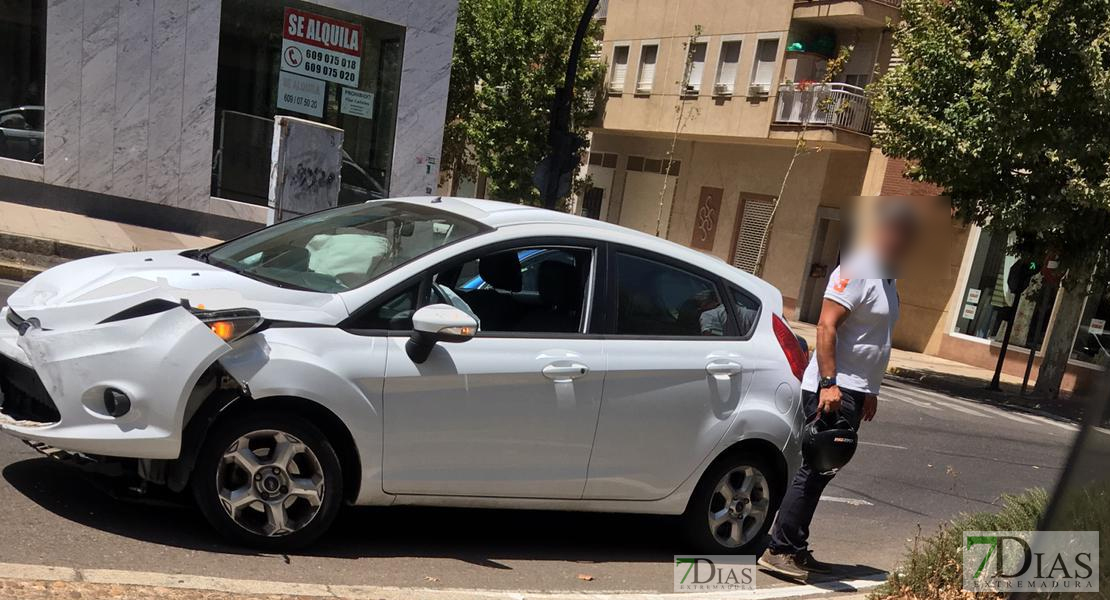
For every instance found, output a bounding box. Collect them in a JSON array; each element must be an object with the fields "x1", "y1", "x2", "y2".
[{"x1": 875, "y1": 217, "x2": 918, "y2": 268}]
